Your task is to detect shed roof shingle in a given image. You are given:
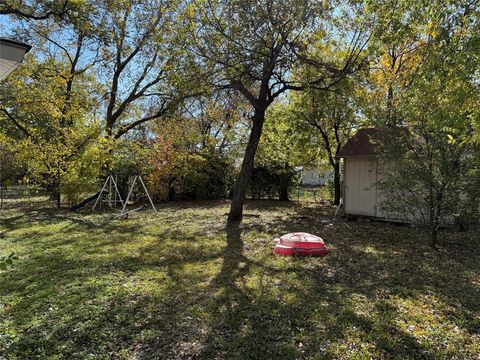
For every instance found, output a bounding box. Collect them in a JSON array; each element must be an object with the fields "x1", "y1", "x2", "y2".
[{"x1": 336, "y1": 128, "x2": 380, "y2": 158}]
